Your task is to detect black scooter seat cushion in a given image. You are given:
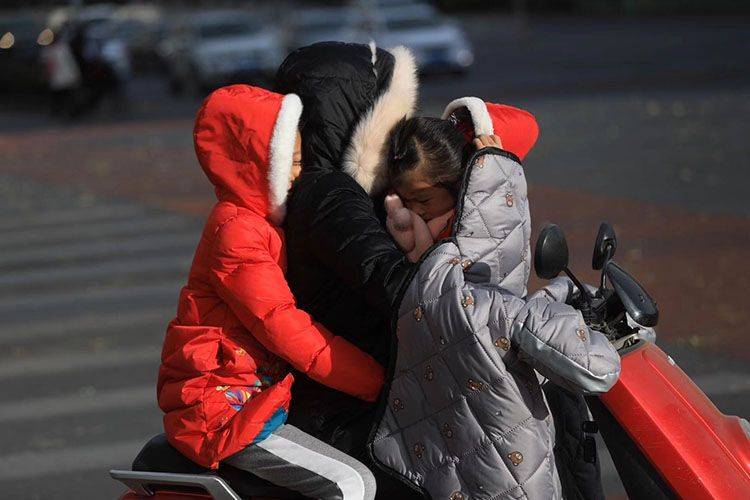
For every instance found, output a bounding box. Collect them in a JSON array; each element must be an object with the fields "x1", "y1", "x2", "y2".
[
  {"x1": 132, "y1": 434, "x2": 304, "y2": 499},
  {"x1": 132, "y1": 433, "x2": 208, "y2": 474}
]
